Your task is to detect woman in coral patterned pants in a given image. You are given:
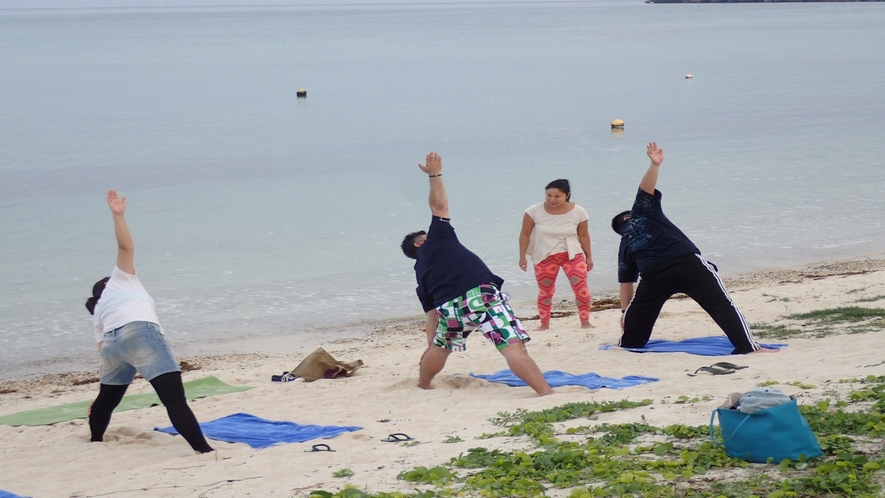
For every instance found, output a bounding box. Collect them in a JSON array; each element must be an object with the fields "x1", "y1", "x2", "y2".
[{"x1": 519, "y1": 179, "x2": 594, "y2": 330}]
